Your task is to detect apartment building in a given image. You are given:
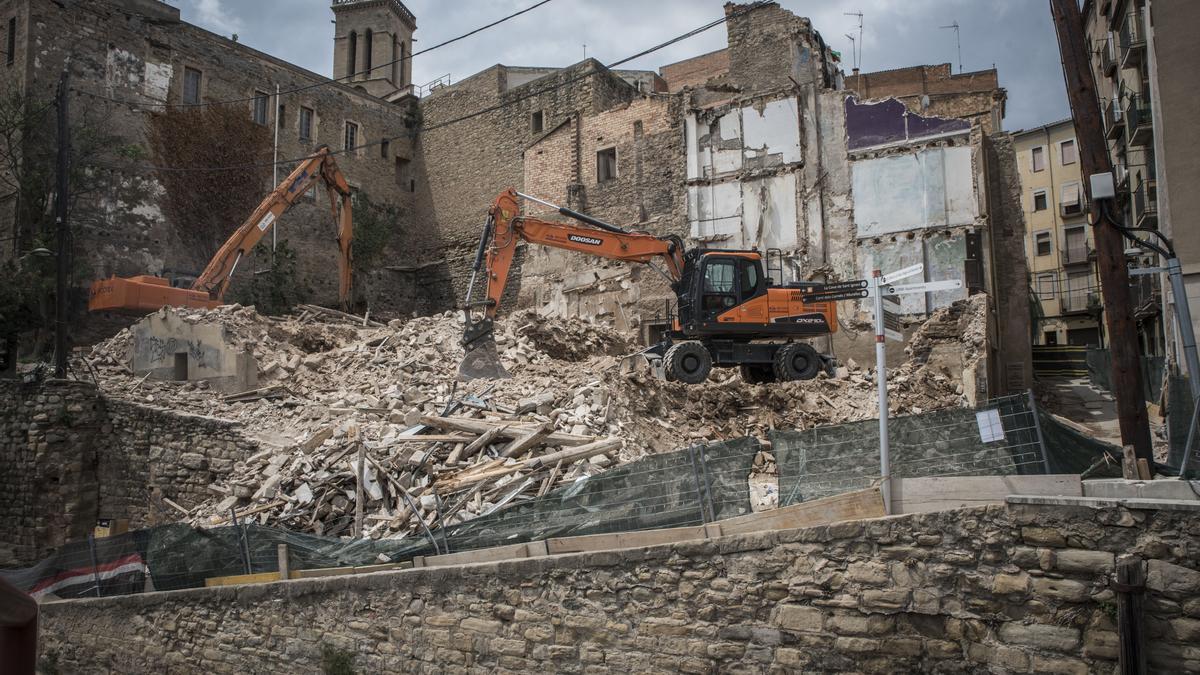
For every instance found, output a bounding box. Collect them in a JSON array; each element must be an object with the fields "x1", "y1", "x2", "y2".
[
  {"x1": 1082, "y1": 0, "x2": 1198, "y2": 359},
  {"x1": 1014, "y1": 120, "x2": 1102, "y2": 347}
]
